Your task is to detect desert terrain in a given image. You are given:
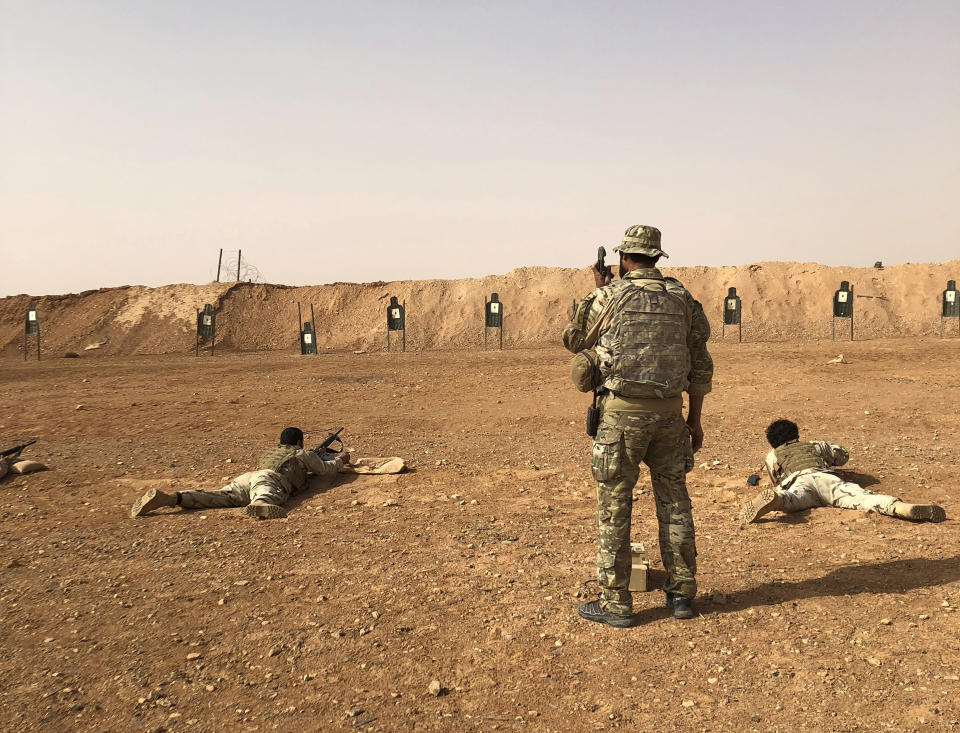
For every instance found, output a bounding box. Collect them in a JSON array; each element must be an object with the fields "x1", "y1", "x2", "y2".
[
  {"x1": 2, "y1": 260, "x2": 959, "y2": 357},
  {"x1": 1, "y1": 333, "x2": 959, "y2": 732},
  {"x1": 1, "y1": 261, "x2": 959, "y2": 731}
]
